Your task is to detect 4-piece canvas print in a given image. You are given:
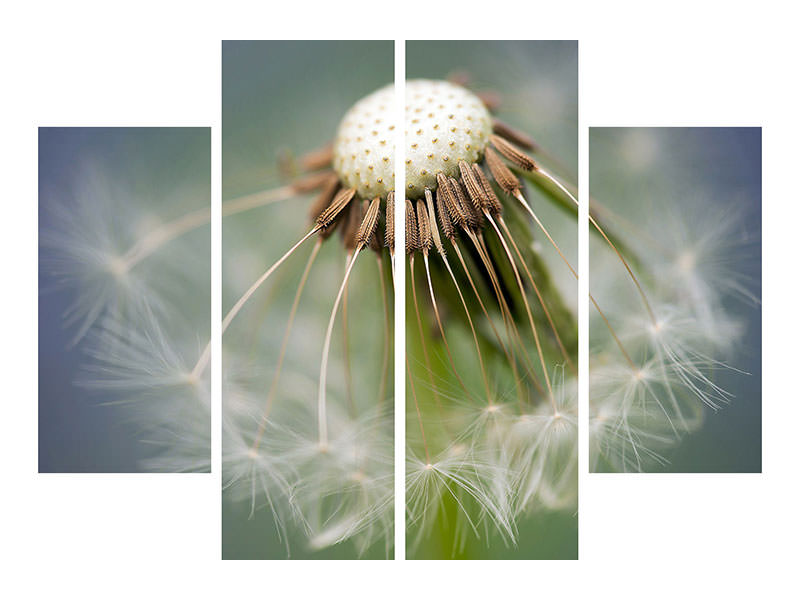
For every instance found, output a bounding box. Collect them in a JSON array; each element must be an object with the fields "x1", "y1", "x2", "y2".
[{"x1": 37, "y1": 41, "x2": 762, "y2": 561}]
